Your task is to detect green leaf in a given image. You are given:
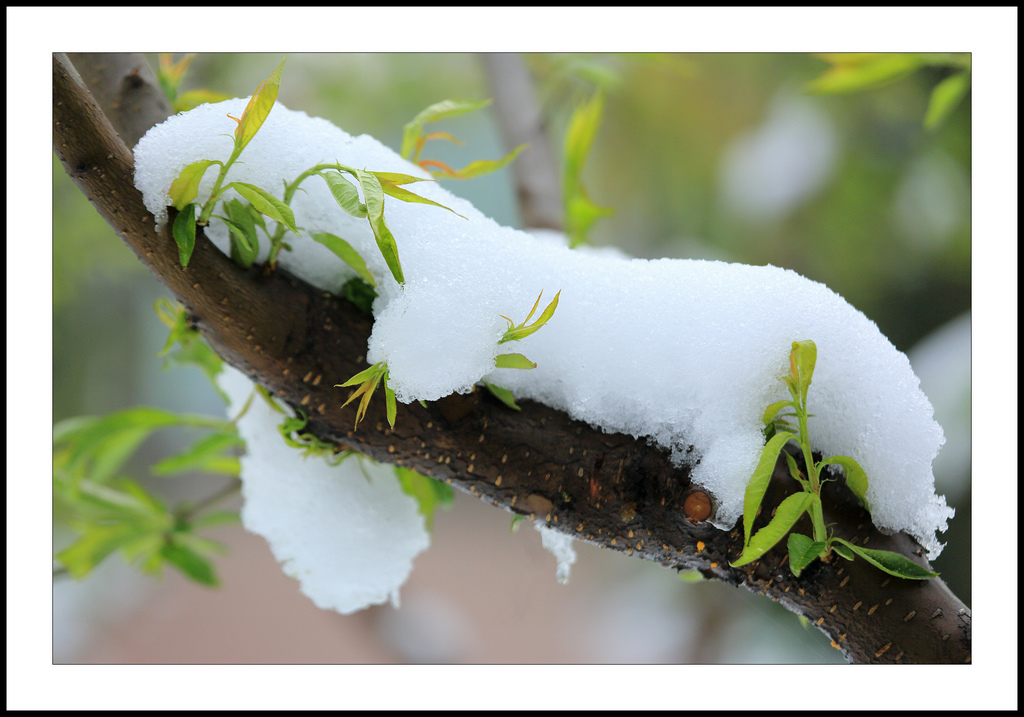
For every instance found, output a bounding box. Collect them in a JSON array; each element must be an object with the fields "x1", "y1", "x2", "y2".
[
  {"x1": 805, "y1": 53, "x2": 925, "y2": 94},
  {"x1": 151, "y1": 430, "x2": 243, "y2": 477},
  {"x1": 173, "y1": 88, "x2": 232, "y2": 113},
  {"x1": 228, "y1": 182, "x2": 299, "y2": 236},
  {"x1": 190, "y1": 510, "x2": 242, "y2": 530},
  {"x1": 160, "y1": 540, "x2": 219, "y2": 586},
  {"x1": 831, "y1": 542, "x2": 855, "y2": 561},
  {"x1": 54, "y1": 407, "x2": 229, "y2": 486},
  {"x1": 924, "y1": 70, "x2": 971, "y2": 130},
  {"x1": 219, "y1": 216, "x2": 259, "y2": 268},
  {"x1": 564, "y1": 91, "x2": 605, "y2": 184},
  {"x1": 788, "y1": 532, "x2": 826, "y2": 577},
  {"x1": 157, "y1": 53, "x2": 195, "y2": 102},
  {"x1": 832, "y1": 538, "x2": 939, "y2": 580},
  {"x1": 788, "y1": 340, "x2": 817, "y2": 407},
  {"x1": 377, "y1": 179, "x2": 467, "y2": 219},
  {"x1": 342, "y1": 276, "x2": 377, "y2": 315},
  {"x1": 762, "y1": 399, "x2": 794, "y2": 427},
  {"x1": 56, "y1": 523, "x2": 139, "y2": 578},
  {"x1": 312, "y1": 232, "x2": 376, "y2": 287},
  {"x1": 370, "y1": 171, "x2": 436, "y2": 186},
  {"x1": 320, "y1": 171, "x2": 367, "y2": 218},
  {"x1": 336, "y1": 362, "x2": 389, "y2": 429},
  {"x1": 230, "y1": 57, "x2": 285, "y2": 153},
  {"x1": 741, "y1": 431, "x2": 795, "y2": 545},
  {"x1": 563, "y1": 91, "x2": 614, "y2": 248},
  {"x1": 354, "y1": 170, "x2": 404, "y2": 285},
  {"x1": 169, "y1": 160, "x2": 221, "y2": 211},
  {"x1": 425, "y1": 144, "x2": 527, "y2": 181},
  {"x1": 220, "y1": 198, "x2": 261, "y2": 267},
  {"x1": 782, "y1": 448, "x2": 806, "y2": 487},
  {"x1": 499, "y1": 290, "x2": 561, "y2": 344},
  {"x1": 732, "y1": 491, "x2": 813, "y2": 567},
  {"x1": 483, "y1": 381, "x2": 521, "y2": 411},
  {"x1": 384, "y1": 375, "x2": 397, "y2": 429},
  {"x1": 401, "y1": 98, "x2": 492, "y2": 160},
  {"x1": 817, "y1": 455, "x2": 870, "y2": 509},
  {"x1": 154, "y1": 298, "x2": 225, "y2": 396},
  {"x1": 338, "y1": 362, "x2": 386, "y2": 387},
  {"x1": 395, "y1": 466, "x2": 454, "y2": 532},
  {"x1": 494, "y1": 353, "x2": 537, "y2": 370},
  {"x1": 172, "y1": 204, "x2": 197, "y2": 267}
]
